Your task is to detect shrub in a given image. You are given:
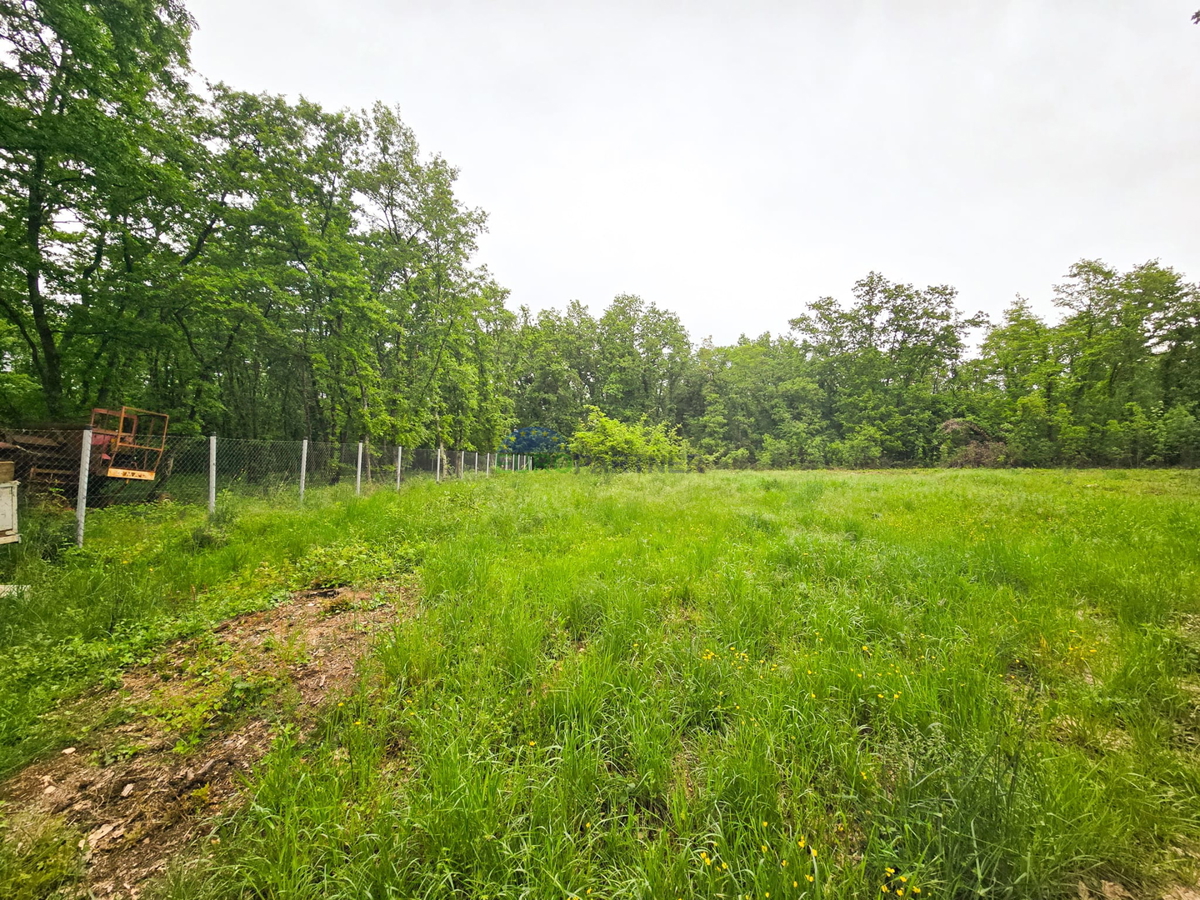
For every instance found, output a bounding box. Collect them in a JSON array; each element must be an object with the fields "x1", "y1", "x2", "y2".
[{"x1": 569, "y1": 407, "x2": 689, "y2": 472}]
